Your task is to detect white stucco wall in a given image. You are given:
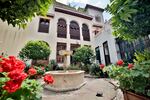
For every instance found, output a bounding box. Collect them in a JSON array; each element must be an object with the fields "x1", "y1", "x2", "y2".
[
  {"x1": 93, "y1": 22, "x2": 119, "y2": 65},
  {"x1": 0, "y1": 4, "x2": 97, "y2": 65},
  {"x1": 86, "y1": 8, "x2": 104, "y2": 24}
]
